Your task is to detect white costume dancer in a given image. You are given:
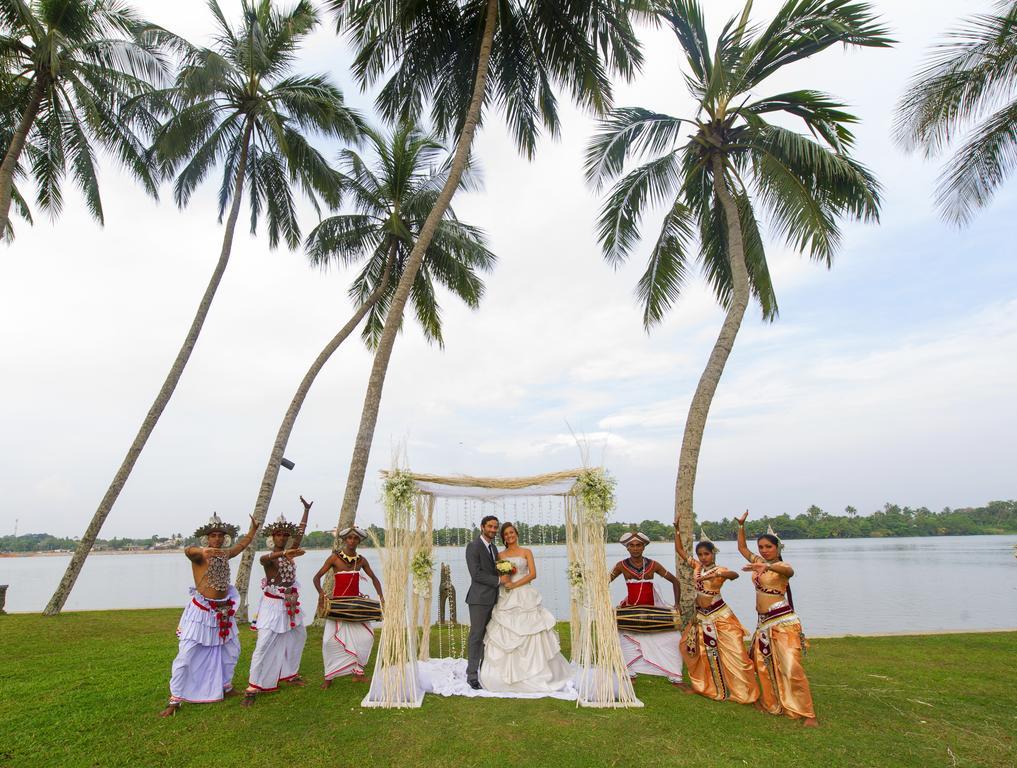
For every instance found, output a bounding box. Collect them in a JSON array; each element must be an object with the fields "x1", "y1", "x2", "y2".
[
  {"x1": 249, "y1": 582, "x2": 305, "y2": 689},
  {"x1": 479, "y1": 555, "x2": 572, "y2": 694},
  {"x1": 323, "y1": 570, "x2": 376, "y2": 680},
  {"x1": 613, "y1": 531, "x2": 683, "y2": 683},
  {"x1": 169, "y1": 585, "x2": 241, "y2": 703},
  {"x1": 245, "y1": 510, "x2": 310, "y2": 701},
  {"x1": 163, "y1": 513, "x2": 259, "y2": 716}
]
